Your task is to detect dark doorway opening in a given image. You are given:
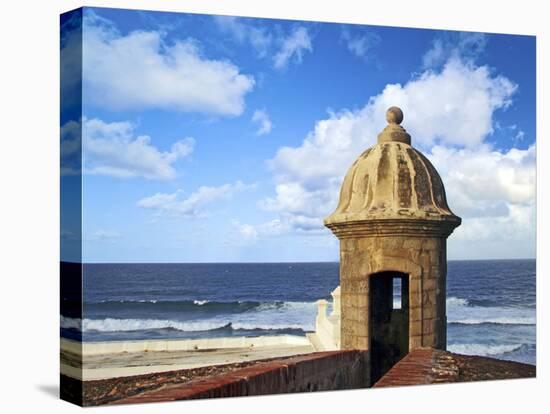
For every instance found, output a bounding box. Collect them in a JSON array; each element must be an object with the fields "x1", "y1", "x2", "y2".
[{"x1": 369, "y1": 271, "x2": 409, "y2": 385}]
